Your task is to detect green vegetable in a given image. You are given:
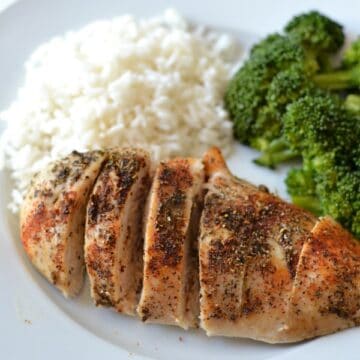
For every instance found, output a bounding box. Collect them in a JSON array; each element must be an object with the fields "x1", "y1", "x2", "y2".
[
  {"x1": 225, "y1": 10, "x2": 360, "y2": 238},
  {"x1": 282, "y1": 91, "x2": 360, "y2": 237},
  {"x1": 314, "y1": 64, "x2": 360, "y2": 90},
  {"x1": 314, "y1": 38, "x2": 360, "y2": 90},
  {"x1": 284, "y1": 10, "x2": 344, "y2": 70},
  {"x1": 266, "y1": 64, "x2": 315, "y2": 114},
  {"x1": 225, "y1": 11, "x2": 344, "y2": 167},
  {"x1": 285, "y1": 166, "x2": 322, "y2": 215},
  {"x1": 282, "y1": 90, "x2": 354, "y2": 155},
  {"x1": 316, "y1": 168, "x2": 360, "y2": 236},
  {"x1": 252, "y1": 65, "x2": 315, "y2": 167},
  {"x1": 225, "y1": 34, "x2": 318, "y2": 164},
  {"x1": 345, "y1": 94, "x2": 360, "y2": 114},
  {"x1": 343, "y1": 37, "x2": 360, "y2": 68},
  {"x1": 253, "y1": 138, "x2": 299, "y2": 169}
]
